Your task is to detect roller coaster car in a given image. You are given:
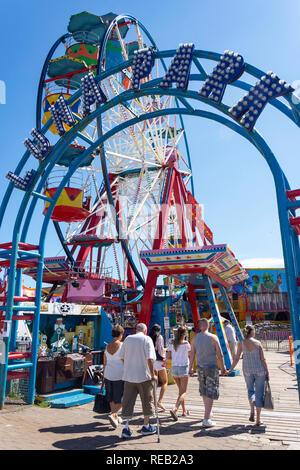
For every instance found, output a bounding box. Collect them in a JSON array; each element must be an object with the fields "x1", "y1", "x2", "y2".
[{"x1": 43, "y1": 187, "x2": 91, "y2": 222}]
